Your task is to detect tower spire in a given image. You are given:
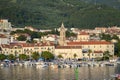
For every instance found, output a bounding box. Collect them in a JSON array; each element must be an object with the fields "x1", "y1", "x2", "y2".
[
  {"x1": 61, "y1": 22, "x2": 64, "y2": 28},
  {"x1": 59, "y1": 22, "x2": 66, "y2": 46}
]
